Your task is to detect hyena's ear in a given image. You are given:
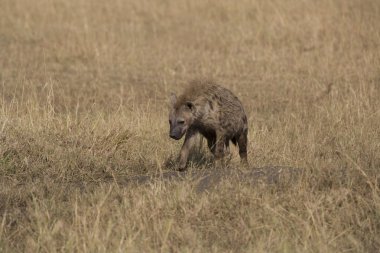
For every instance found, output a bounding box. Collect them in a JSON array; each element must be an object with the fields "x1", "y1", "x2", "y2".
[{"x1": 170, "y1": 93, "x2": 177, "y2": 107}]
